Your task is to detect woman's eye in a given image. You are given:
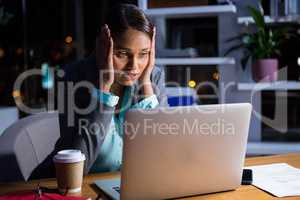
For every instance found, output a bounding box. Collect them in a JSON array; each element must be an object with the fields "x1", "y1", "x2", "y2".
[
  {"x1": 115, "y1": 52, "x2": 128, "y2": 58},
  {"x1": 139, "y1": 52, "x2": 149, "y2": 58}
]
